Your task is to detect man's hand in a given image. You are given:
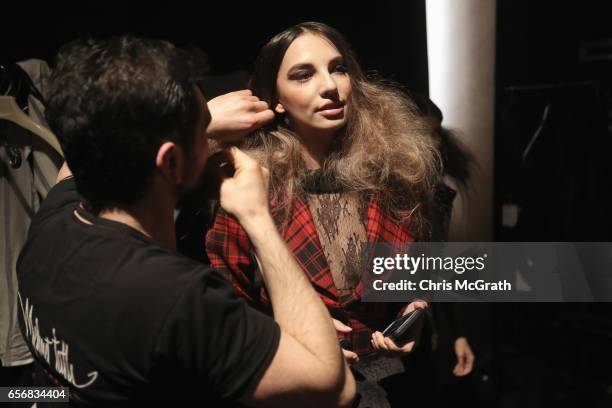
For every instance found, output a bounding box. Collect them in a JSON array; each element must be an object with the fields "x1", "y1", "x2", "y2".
[
  {"x1": 452, "y1": 337, "x2": 475, "y2": 376},
  {"x1": 332, "y1": 318, "x2": 359, "y2": 365},
  {"x1": 206, "y1": 90, "x2": 275, "y2": 143},
  {"x1": 218, "y1": 147, "x2": 270, "y2": 224},
  {"x1": 370, "y1": 300, "x2": 428, "y2": 357}
]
